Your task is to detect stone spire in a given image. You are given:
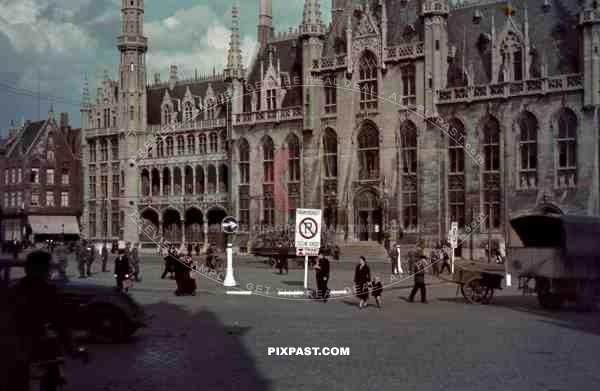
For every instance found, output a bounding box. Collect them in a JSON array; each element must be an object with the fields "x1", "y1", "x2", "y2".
[
  {"x1": 226, "y1": 1, "x2": 243, "y2": 80},
  {"x1": 300, "y1": 0, "x2": 326, "y2": 37}
]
